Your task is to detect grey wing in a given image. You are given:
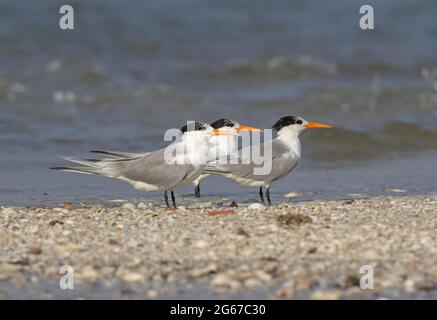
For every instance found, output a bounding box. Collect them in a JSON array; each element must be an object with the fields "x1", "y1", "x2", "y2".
[
  {"x1": 203, "y1": 143, "x2": 261, "y2": 180},
  {"x1": 90, "y1": 150, "x2": 148, "y2": 159},
  {"x1": 55, "y1": 148, "x2": 201, "y2": 191},
  {"x1": 116, "y1": 148, "x2": 200, "y2": 190},
  {"x1": 205, "y1": 140, "x2": 299, "y2": 183},
  {"x1": 266, "y1": 139, "x2": 300, "y2": 182}
]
